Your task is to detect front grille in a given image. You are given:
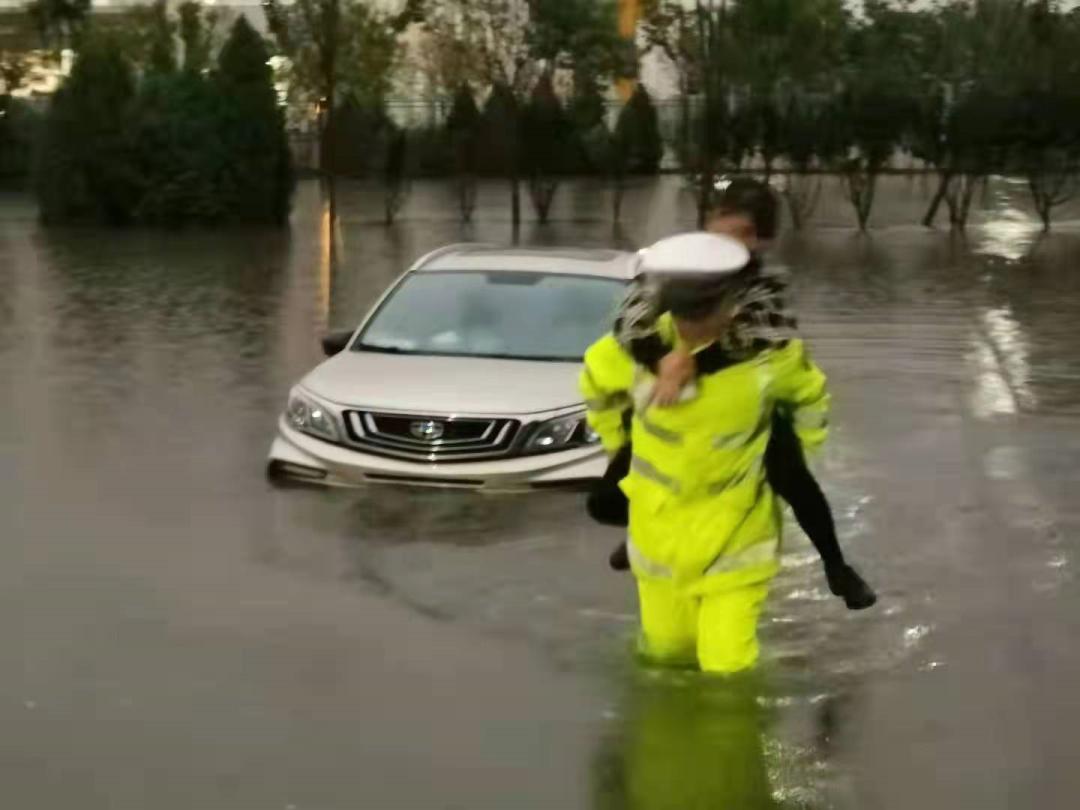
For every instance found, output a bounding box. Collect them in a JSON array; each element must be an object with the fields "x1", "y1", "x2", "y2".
[{"x1": 342, "y1": 410, "x2": 520, "y2": 462}]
